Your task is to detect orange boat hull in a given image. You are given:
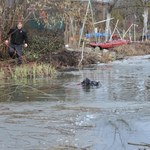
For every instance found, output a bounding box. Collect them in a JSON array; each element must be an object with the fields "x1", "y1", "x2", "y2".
[{"x1": 90, "y1": 40, "x2": 129, "y2": 49}]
